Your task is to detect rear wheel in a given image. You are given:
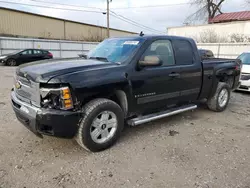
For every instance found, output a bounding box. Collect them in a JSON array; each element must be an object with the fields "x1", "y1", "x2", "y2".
[
  {"x1": 76, "y1": 98, "x2": 124, "y2": 152},
  {"x1": 7, "y1": 59, "x2": 17, "y2": 66},
  {"x1": 207, "y1": 82, "x2": 231, "y2": 112}
]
